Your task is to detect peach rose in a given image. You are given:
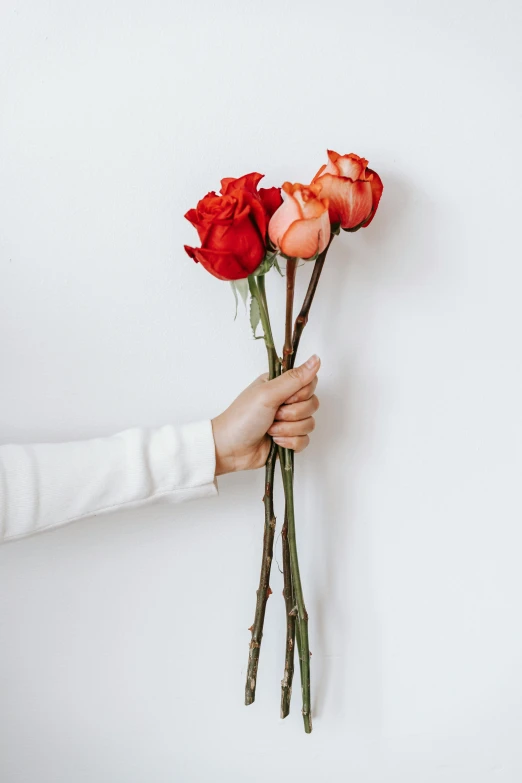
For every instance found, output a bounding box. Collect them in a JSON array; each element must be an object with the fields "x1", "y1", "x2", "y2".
[
  {"x1": 268, "y1": 182, "x2": 330, "y2": 259},
  {"x1": 312, "y1": 150, "x2": 383, "y2": 230}
]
